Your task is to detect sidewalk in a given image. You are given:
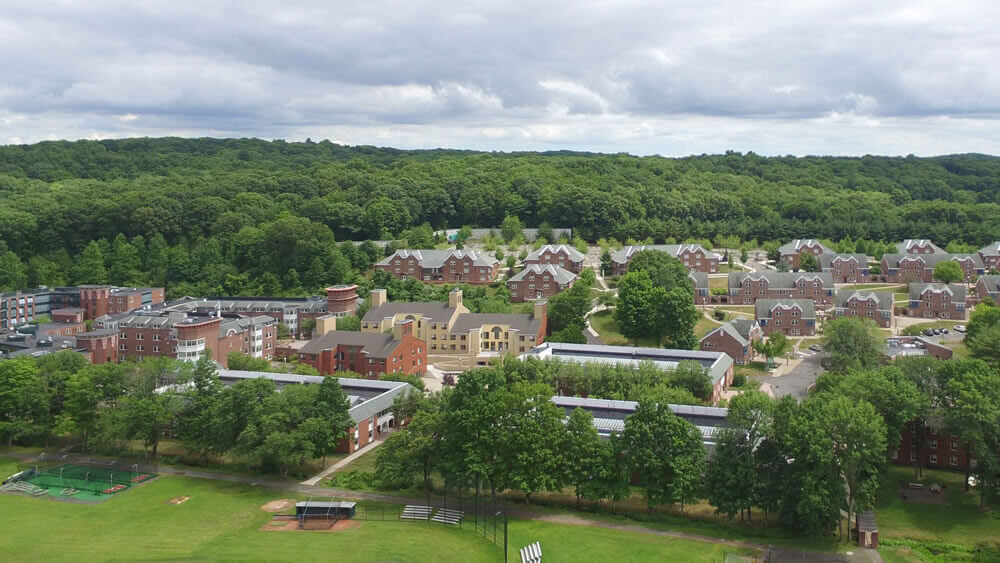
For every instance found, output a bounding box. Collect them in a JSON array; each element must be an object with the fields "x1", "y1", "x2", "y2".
[{"x1": 300, "y1": 437, "x2": 386, "y2": 486}]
